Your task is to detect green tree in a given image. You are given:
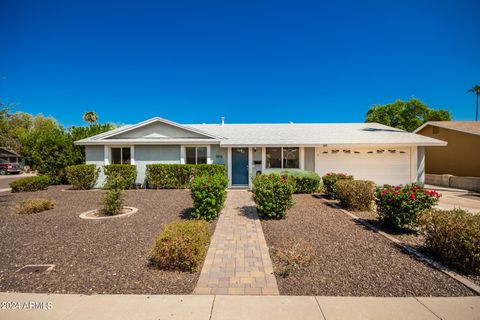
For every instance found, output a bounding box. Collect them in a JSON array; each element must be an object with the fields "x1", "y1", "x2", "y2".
[
  {"x1": 467, "y1": 85, "x2": 480, "y2": 121},
  {"x1": 365, "y1": 98, "x2": 451, "y2": 132},
  {"x1": 83, "y1": 111, "x2": 98, "y2": 125},
  {"x1": 69, "y1": 123, "x2": 115, "y2": 164}
]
